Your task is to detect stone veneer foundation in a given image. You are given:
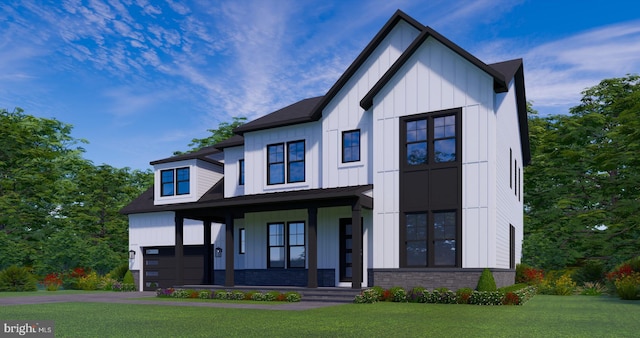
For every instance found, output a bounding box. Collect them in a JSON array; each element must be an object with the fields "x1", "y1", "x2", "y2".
[{"x1": 369, "y1": 268, "x2": 515, "y2": 291}]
